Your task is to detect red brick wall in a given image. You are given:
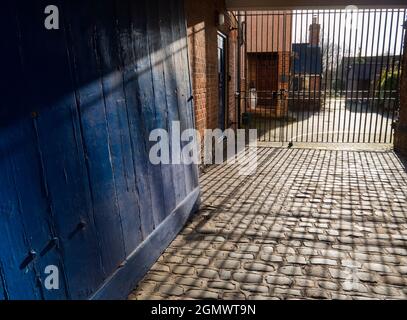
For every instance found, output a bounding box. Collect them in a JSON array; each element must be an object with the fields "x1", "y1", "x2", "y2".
[
  {"x1": 246, "y1": 11, "x2": 292, "y2": 53},
  {"x1": 185, "y1": 0, "x2": 238, "y2": 140},
  {"x1": 395, "y1": 23, "x2": 407, "y2": 156}
]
